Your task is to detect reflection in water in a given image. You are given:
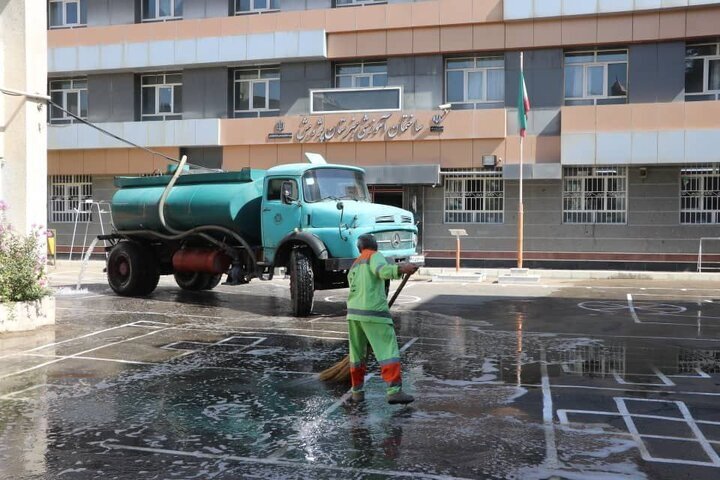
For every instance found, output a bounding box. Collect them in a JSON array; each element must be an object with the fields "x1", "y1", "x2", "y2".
[
  {"x1": 0, "y1": 328, "x2": 56, "y2": 478},
  {"x1": 678, "y1": 349, "x2": 720, "y2": 373},
  {"x1": 560, "y1": 345, "x2": 626, "y2": 377},
  {"x1": 516, "y1": 310, "x2": 524, "y2": 387}
]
